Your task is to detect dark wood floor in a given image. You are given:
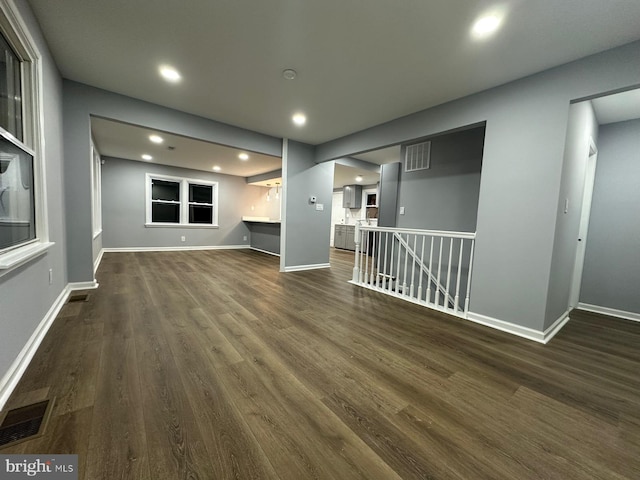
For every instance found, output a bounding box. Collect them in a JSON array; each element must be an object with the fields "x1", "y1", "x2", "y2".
[{"x1": 2, "y1": 248, "x2": 640, "y2": 479}]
